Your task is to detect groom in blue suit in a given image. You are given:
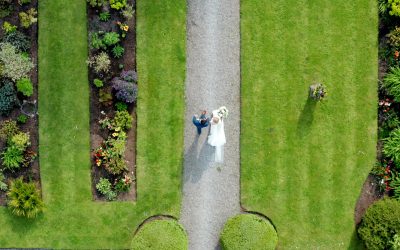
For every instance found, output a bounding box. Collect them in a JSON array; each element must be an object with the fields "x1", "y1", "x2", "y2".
[{"x1": 192, "y1": 110, "x2": 209, "y2": 135}]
